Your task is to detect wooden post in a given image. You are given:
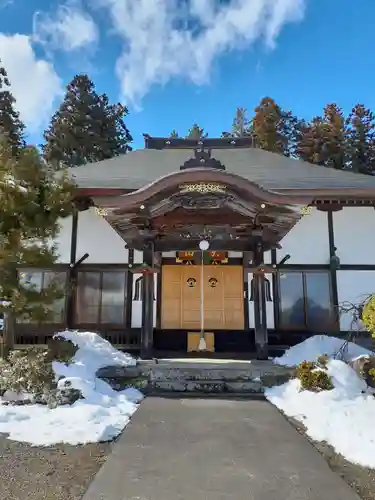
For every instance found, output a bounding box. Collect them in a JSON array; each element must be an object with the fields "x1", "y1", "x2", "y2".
[
  {"x1": 141, "y1": 245, "x2": 154, "y2": 358},
  {"x1": 66, "y1": 210, "x2": 78, "y2": 329},
  {"x1": 2, "y1": 311, "x2": 15, "y2": 360},
  {"x1": 253, "y1": 241, "x2": 268, "y2": 360}
]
